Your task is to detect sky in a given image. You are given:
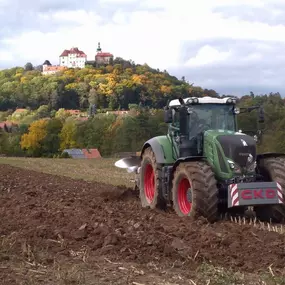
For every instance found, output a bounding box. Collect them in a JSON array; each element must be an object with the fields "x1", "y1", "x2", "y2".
[{"x1": 1, "y1": 0, "x2": 285, "y2": 96}]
